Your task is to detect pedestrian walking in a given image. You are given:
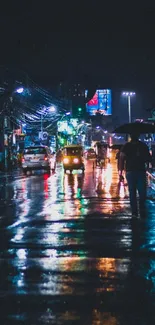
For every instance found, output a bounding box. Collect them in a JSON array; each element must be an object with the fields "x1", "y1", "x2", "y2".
[
  {"x1": 119, "y1": 132, "x2": 152, "y2": 218},
  {"x1": 116, "y1": 149, "x2": 124, "y2": 182}
]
